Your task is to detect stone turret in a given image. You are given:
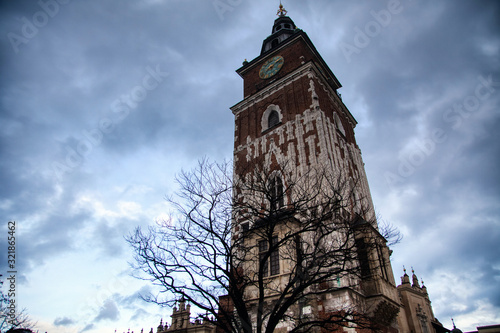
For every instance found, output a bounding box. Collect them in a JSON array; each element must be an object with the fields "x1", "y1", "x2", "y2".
[
  {"x1": 157, "y1": 319, "x2": 163, "y2": 333},
  {"x1": 421, "y1": 279, "x2": 428, "y2": 295},
  {"x1": 397, "y1": 267, "x2": 446, "y2": 333},
  {"x1": 153, "y1": 296, "x2": 215, "y2": 333},
  {"x1": 412, "y1": 267, "x2": 421, "y2": 288},
  {"x1": 401, "y1": 266, "x2": 411, "y2": 285}
]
